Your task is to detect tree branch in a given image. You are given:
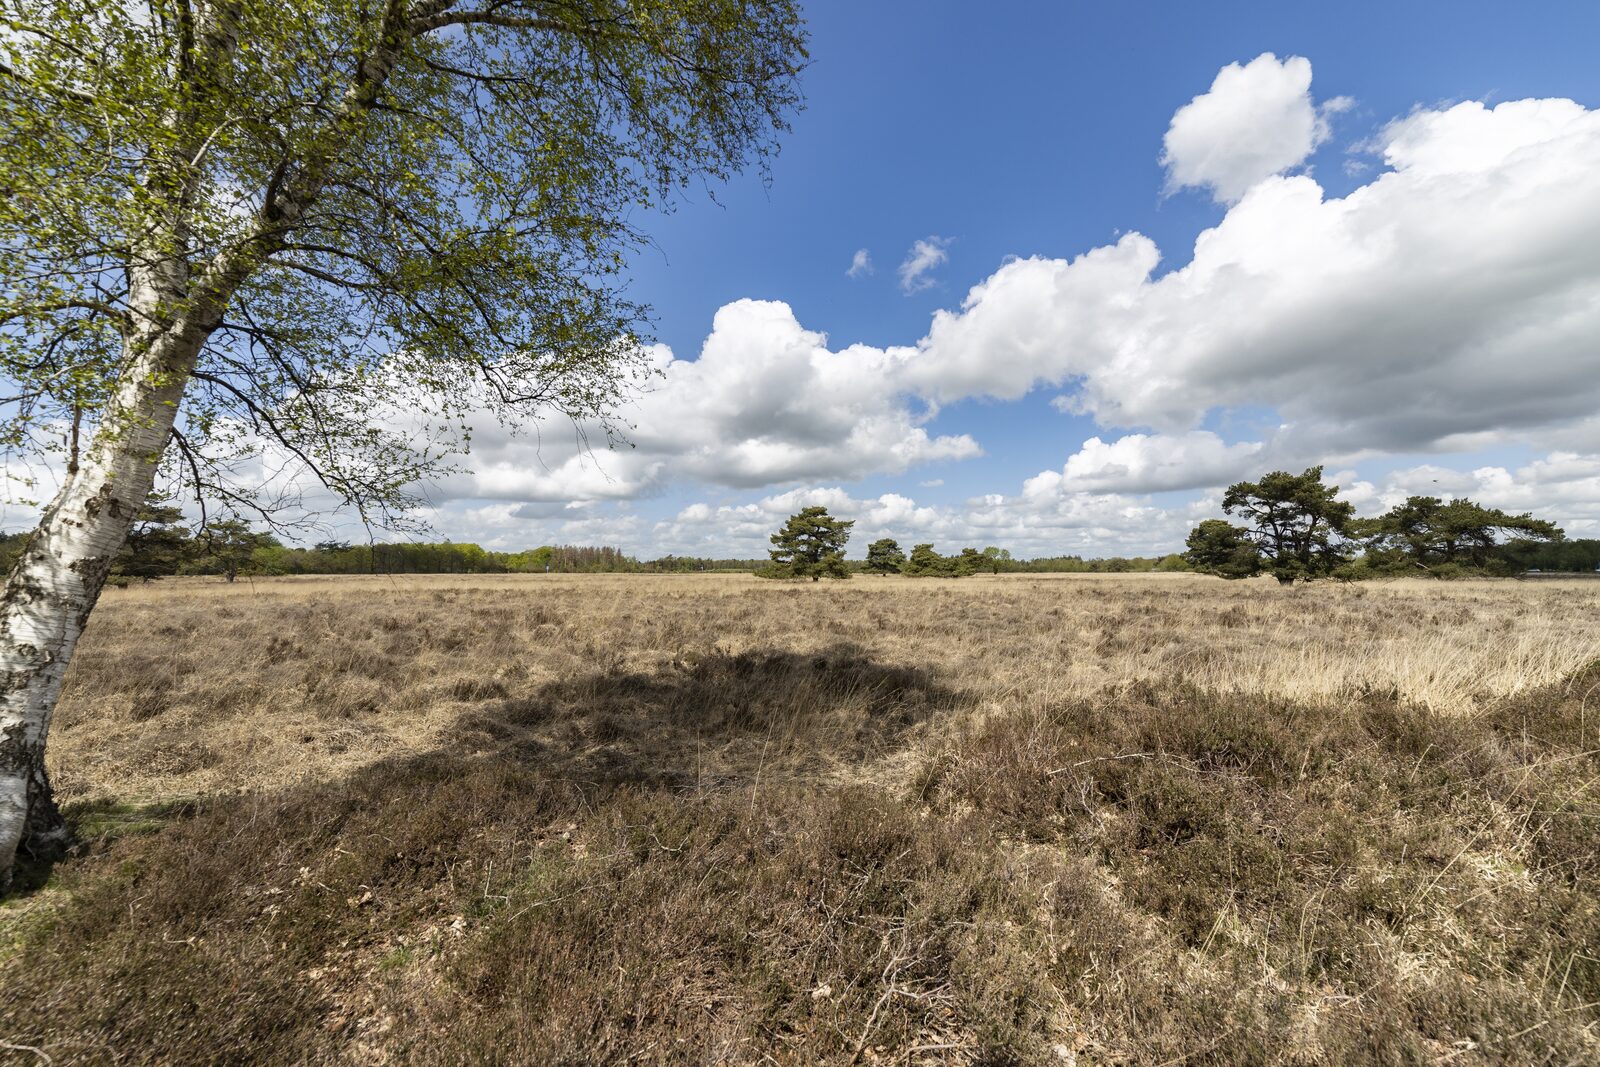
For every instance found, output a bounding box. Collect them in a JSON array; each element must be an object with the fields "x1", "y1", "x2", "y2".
[
  {"x1": 0, "y1": 58, "x2": 96, "y2": 105},
  {"x1": 409, "y1": 11, "x2": 594, "y2": 36}
]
